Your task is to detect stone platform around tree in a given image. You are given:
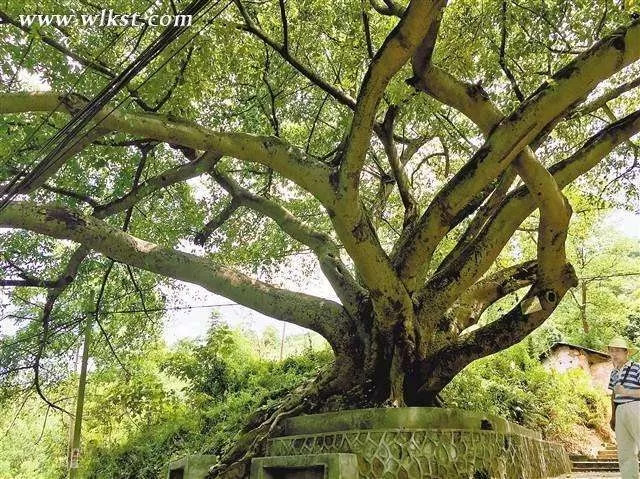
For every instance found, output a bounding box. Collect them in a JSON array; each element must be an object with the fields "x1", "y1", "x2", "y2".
[
  {"x1": 166, "y1": 454, "x2": 217, "y2": 479},
  {"x1": 250, "y1": 453, "x2": 358, "y2": 478},
  {"x1": 250, "y1": 407, "x2": 572, "y2": 479}
]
